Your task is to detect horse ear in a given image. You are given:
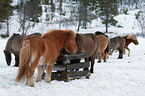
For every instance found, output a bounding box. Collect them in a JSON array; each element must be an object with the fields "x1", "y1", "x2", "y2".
[
  {"x1": 127, "y1": 35, "x2": 130, "y2": 39},
  {"x1": 76, "y1": 33, "x2": 80, "y2": 36},
  {"x1": 76, "y1": 33, "x2": 79, "y2": 35}
]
